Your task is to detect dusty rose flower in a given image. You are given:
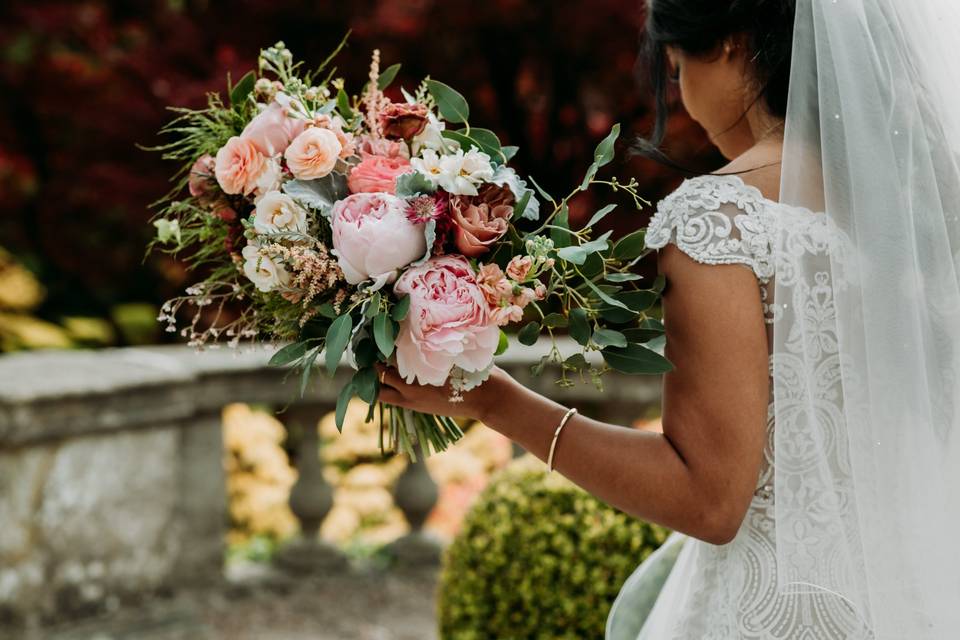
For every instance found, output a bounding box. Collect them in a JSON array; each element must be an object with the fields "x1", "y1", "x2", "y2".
[
  {"x1": 215, "y1": 136, "x2": 267, "y2": 195},
  {"x1": 214, "y1": 206, "x2": 237, "y2": 222},
  {"x1": 506, "y1": 256, "x2": 533, "y2": 281},
  {"x1": 347, "y1": 154, "x2": 412, "y2": 194},
  {"x1": 450, "y1": 194, "x2": 512, "y2": 257},
  {"x1": 331, "y1": 193, "x2": 425, "y2": 286},
  {"x1": 393, "y1": 255, "x2": 500, "y2": 386},
  {"x1": 379, "y1": 102, "x2": 429, "y2": 140},
  {"x1": 476, "y1": 263, "x2": 513, "y2": 306},
  {"x1": 475, "y1": 182, "x2": 515, "y2": 209},
  {"x1": 490, "y1": 304, "x2": 524, "y2": 327},
  {"x1": 284, "y1": 127, "x2": 342, "y2": 180},
  {"x1": 241, "y1": 100, "x2": 307, "y2": 156},
  {"x1": 357, "y1": 136, "x2": 407, "y2": 159},
  {"x1": 188, "y1": 154, "x2": 217, "y2": 198}
]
